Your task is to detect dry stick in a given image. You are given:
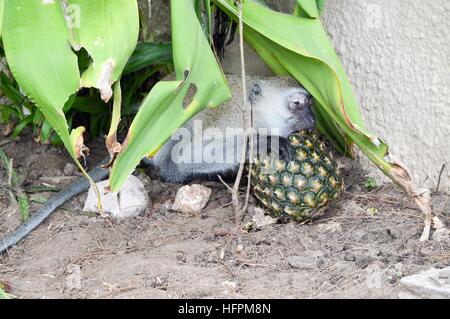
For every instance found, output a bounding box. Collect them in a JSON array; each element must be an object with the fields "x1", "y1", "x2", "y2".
[
  {"x1": 435, "y1": 164, "x2": 446, "y2": 193},
  {"x1": 7, "y1": 158, "x2": 13, "y2": 187},
  {"x1": 231, "y1": 0, "x2": 252, "y2": 224},
  {"x1": 240, "y1": 2, "x2": 254, "y2": 216}
]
